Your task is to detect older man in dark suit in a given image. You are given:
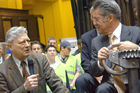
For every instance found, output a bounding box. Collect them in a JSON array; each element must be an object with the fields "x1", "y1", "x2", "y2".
[
  {"x1": 0, "y1": 26, "x2": 70, "y2": 93},
  {"x1": 76, "y1": 0, "x2": 140, "y2": 93}
]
